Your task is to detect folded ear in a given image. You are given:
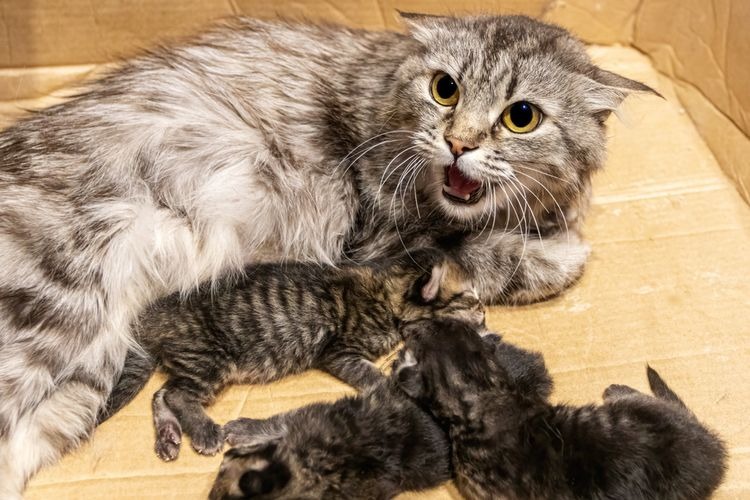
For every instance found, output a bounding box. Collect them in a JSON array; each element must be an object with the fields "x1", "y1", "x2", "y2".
[
  {"x1": 395, "y1": 349, "x2": 425, "y2": 399},
  {"x1": 420, "y1": 261, "x2": 446, "y2": 302},
  {"x1": 397, "y1": 11, "x2": 449, "y2": 45},
  {"x1": 582, "y1": 67, "x2": 662, "y2": 121}
]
